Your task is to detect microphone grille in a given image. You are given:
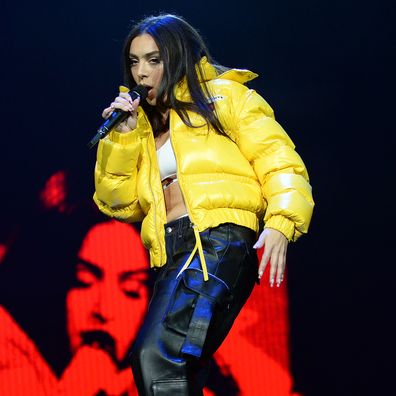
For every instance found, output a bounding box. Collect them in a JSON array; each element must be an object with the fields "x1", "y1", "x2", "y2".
[{"x1": 132, "y1": 85, "x2": 148, "y2": 101}]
